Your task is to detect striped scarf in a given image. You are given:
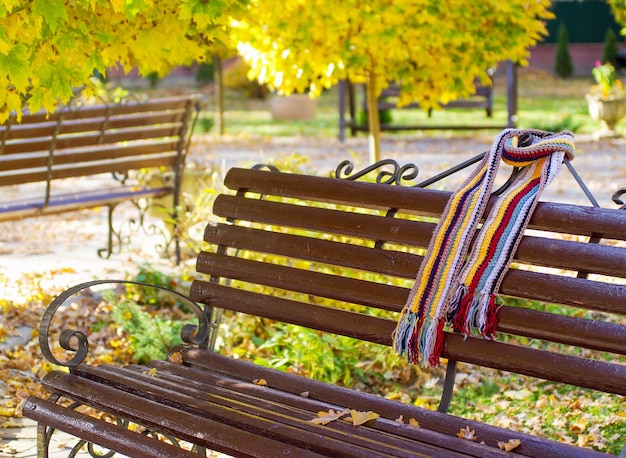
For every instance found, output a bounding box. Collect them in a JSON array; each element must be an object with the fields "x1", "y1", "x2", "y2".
[{"x1": 393, "y1": 128, "x2": 575, "y2": 367}]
